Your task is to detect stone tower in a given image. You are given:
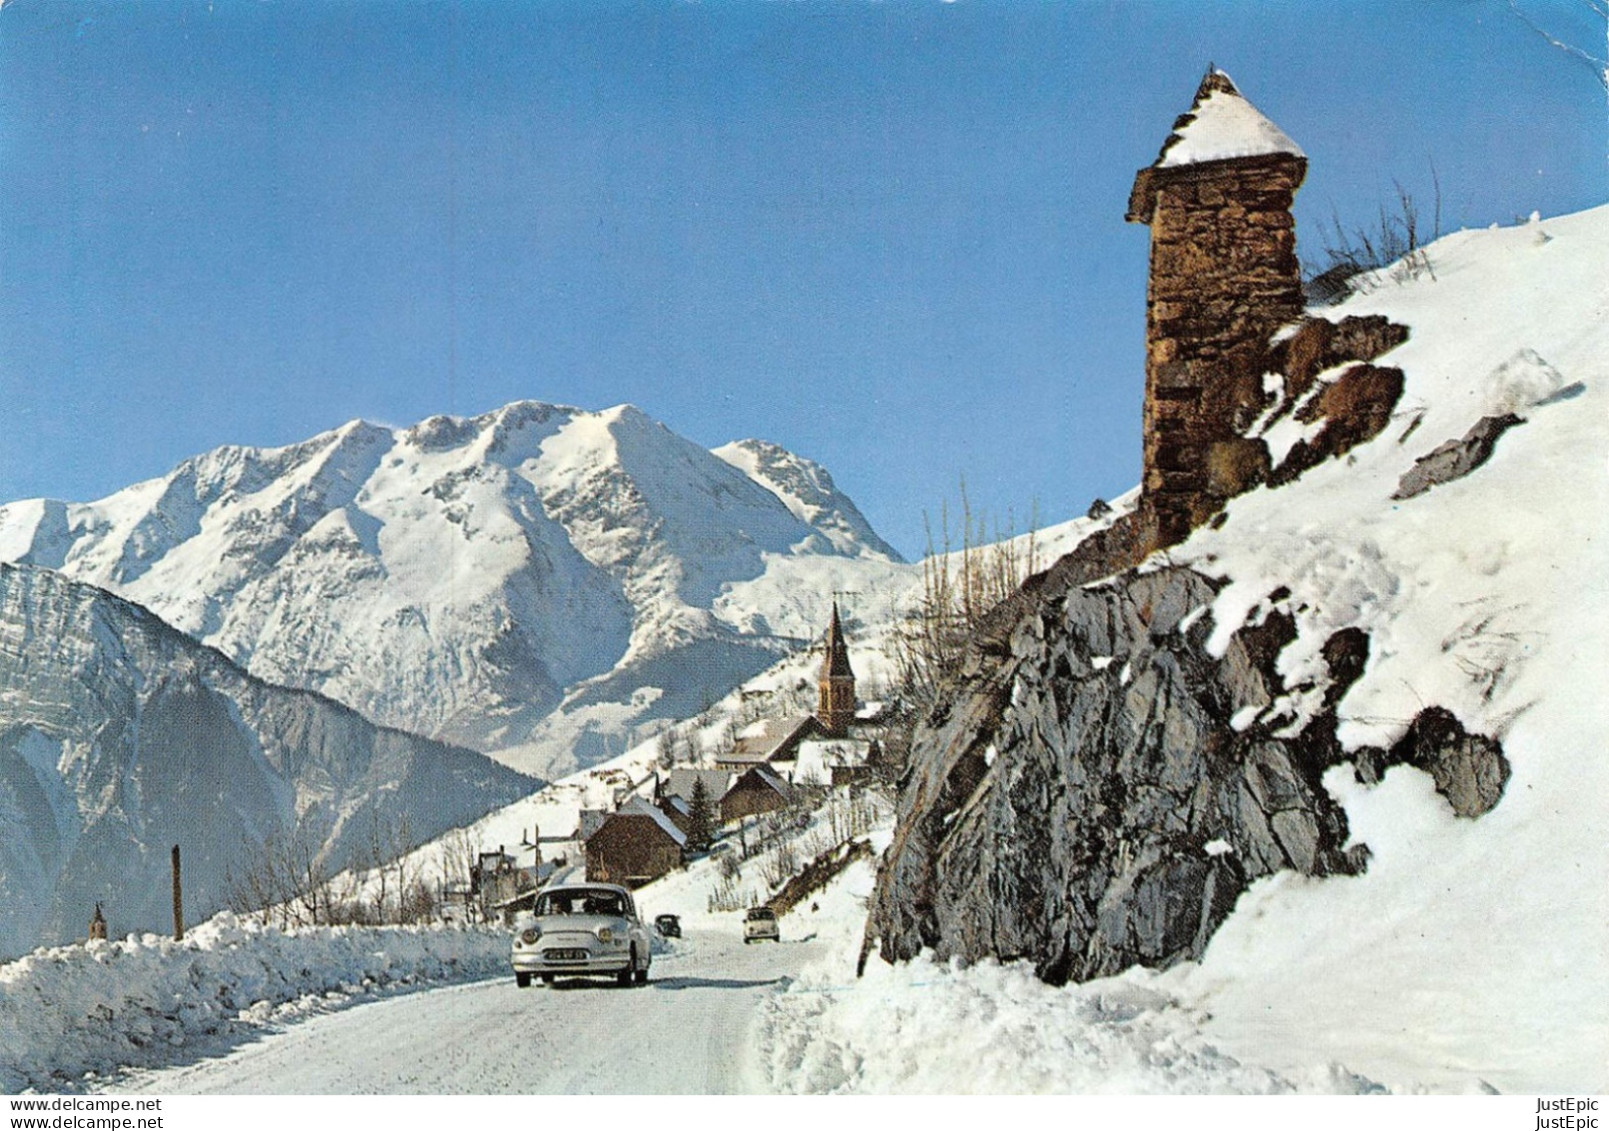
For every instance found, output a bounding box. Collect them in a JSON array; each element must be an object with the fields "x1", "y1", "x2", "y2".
[
  {"x1": 817, "y1": 602, "x2": 856, "y2": 737},
  {"x1": 1127, "y1": 68, "x2": 1307, "y2": 546}
]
